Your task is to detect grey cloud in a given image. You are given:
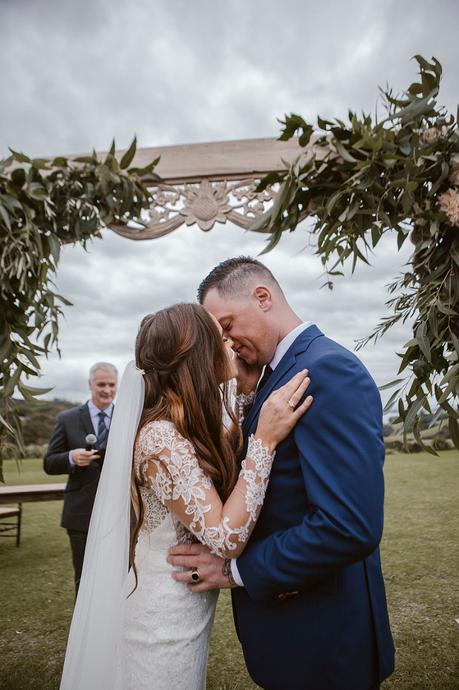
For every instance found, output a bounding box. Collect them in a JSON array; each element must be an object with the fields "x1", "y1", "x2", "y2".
[{"x1": 2, "y1": 0, "x2": 457, "y2": 157}]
